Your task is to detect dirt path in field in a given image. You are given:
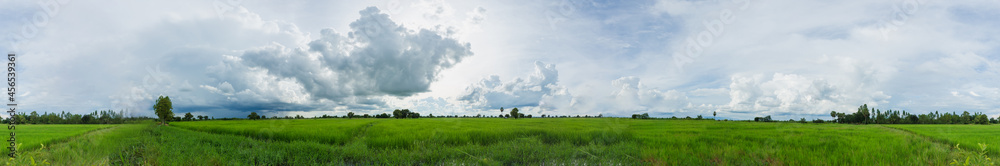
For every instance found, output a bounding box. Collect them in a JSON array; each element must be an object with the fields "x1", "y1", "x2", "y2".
[
  {"x1": 878, "y1": 125, "x2": 997, "y2": 157},
  {"x1": 22, "y1": 125, "x2": 120, "y2": 152},
  {"x1": 879, "y1": 125, "x2": 955, "y2": 147},
  {"x1": 350, "y1": 121, "x2": 379, "y2": 141}
]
